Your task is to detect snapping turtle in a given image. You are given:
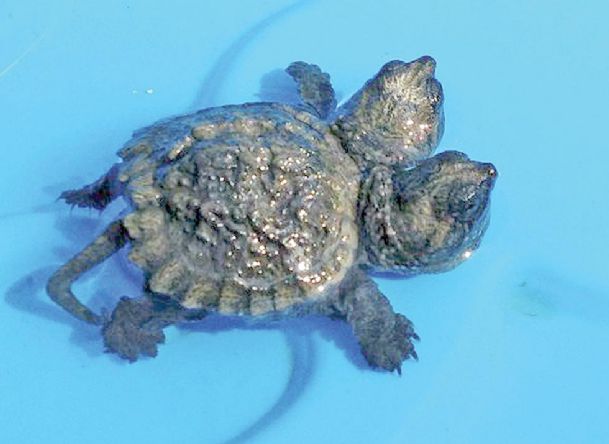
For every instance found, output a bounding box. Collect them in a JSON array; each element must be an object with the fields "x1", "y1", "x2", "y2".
[{"x1": 47, "y1": 56, "x2": 496, "y2": 372}]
